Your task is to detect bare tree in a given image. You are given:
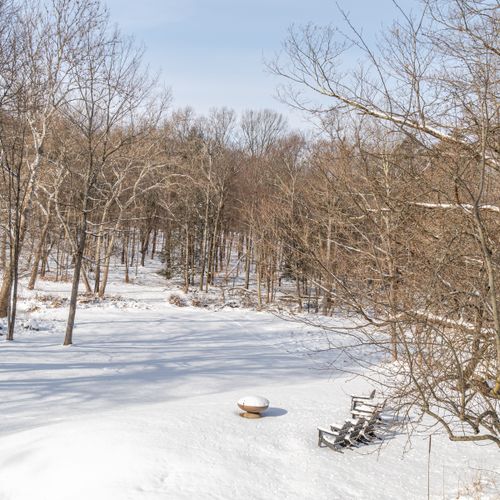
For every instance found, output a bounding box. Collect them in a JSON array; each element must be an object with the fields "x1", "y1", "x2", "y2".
[
  {"x1": 54, "y1": 9, "x2": 159, "y2": 345},
  {"x1": 271, "y1": 0, "x2": 499, "y2": 444},
  {"x1": 0, "y1": 0, "x2": 102, "y2": 338}
]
